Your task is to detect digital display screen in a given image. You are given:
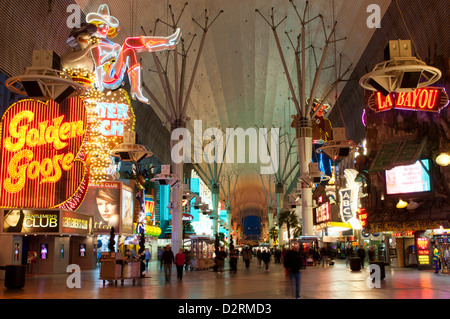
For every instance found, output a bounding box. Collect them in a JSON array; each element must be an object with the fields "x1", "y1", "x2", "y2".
[
  {"x1": 385, "y1": 159, "x2": 431, "y2": 195},
  {"x1": 79, "y1": 244, "x2": 86, "y2": 257},
  {"x1": 40, "y1": 244, "x2": 48, "y2": 260}
]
